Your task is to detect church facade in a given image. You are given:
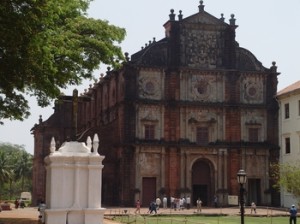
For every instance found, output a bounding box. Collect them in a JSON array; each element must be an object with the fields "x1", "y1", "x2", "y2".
[{"x1": 32, "y1": 2, "x2": 280, "y2": 207}]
